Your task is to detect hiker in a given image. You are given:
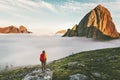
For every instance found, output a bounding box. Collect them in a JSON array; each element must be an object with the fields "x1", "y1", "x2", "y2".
[{"x1": 40, "y1": 50, "x2": 47, "y2": 71}]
